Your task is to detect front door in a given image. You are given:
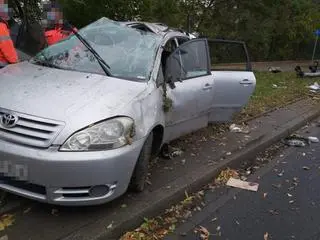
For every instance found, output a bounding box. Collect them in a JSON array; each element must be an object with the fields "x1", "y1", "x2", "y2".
[
  {"x1": 207, "y1": 39, "x2": 256, "y2": 122},
  {"x1": 164, "y1": 39, "x2": 213, "y2": 141}
]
